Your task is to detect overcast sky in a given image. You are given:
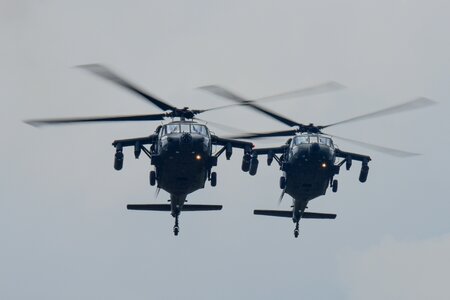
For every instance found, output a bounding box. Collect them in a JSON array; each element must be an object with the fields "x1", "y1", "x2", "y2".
[{"x1": 1, "y1": 1, "x2": 450, "y2": 299}]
